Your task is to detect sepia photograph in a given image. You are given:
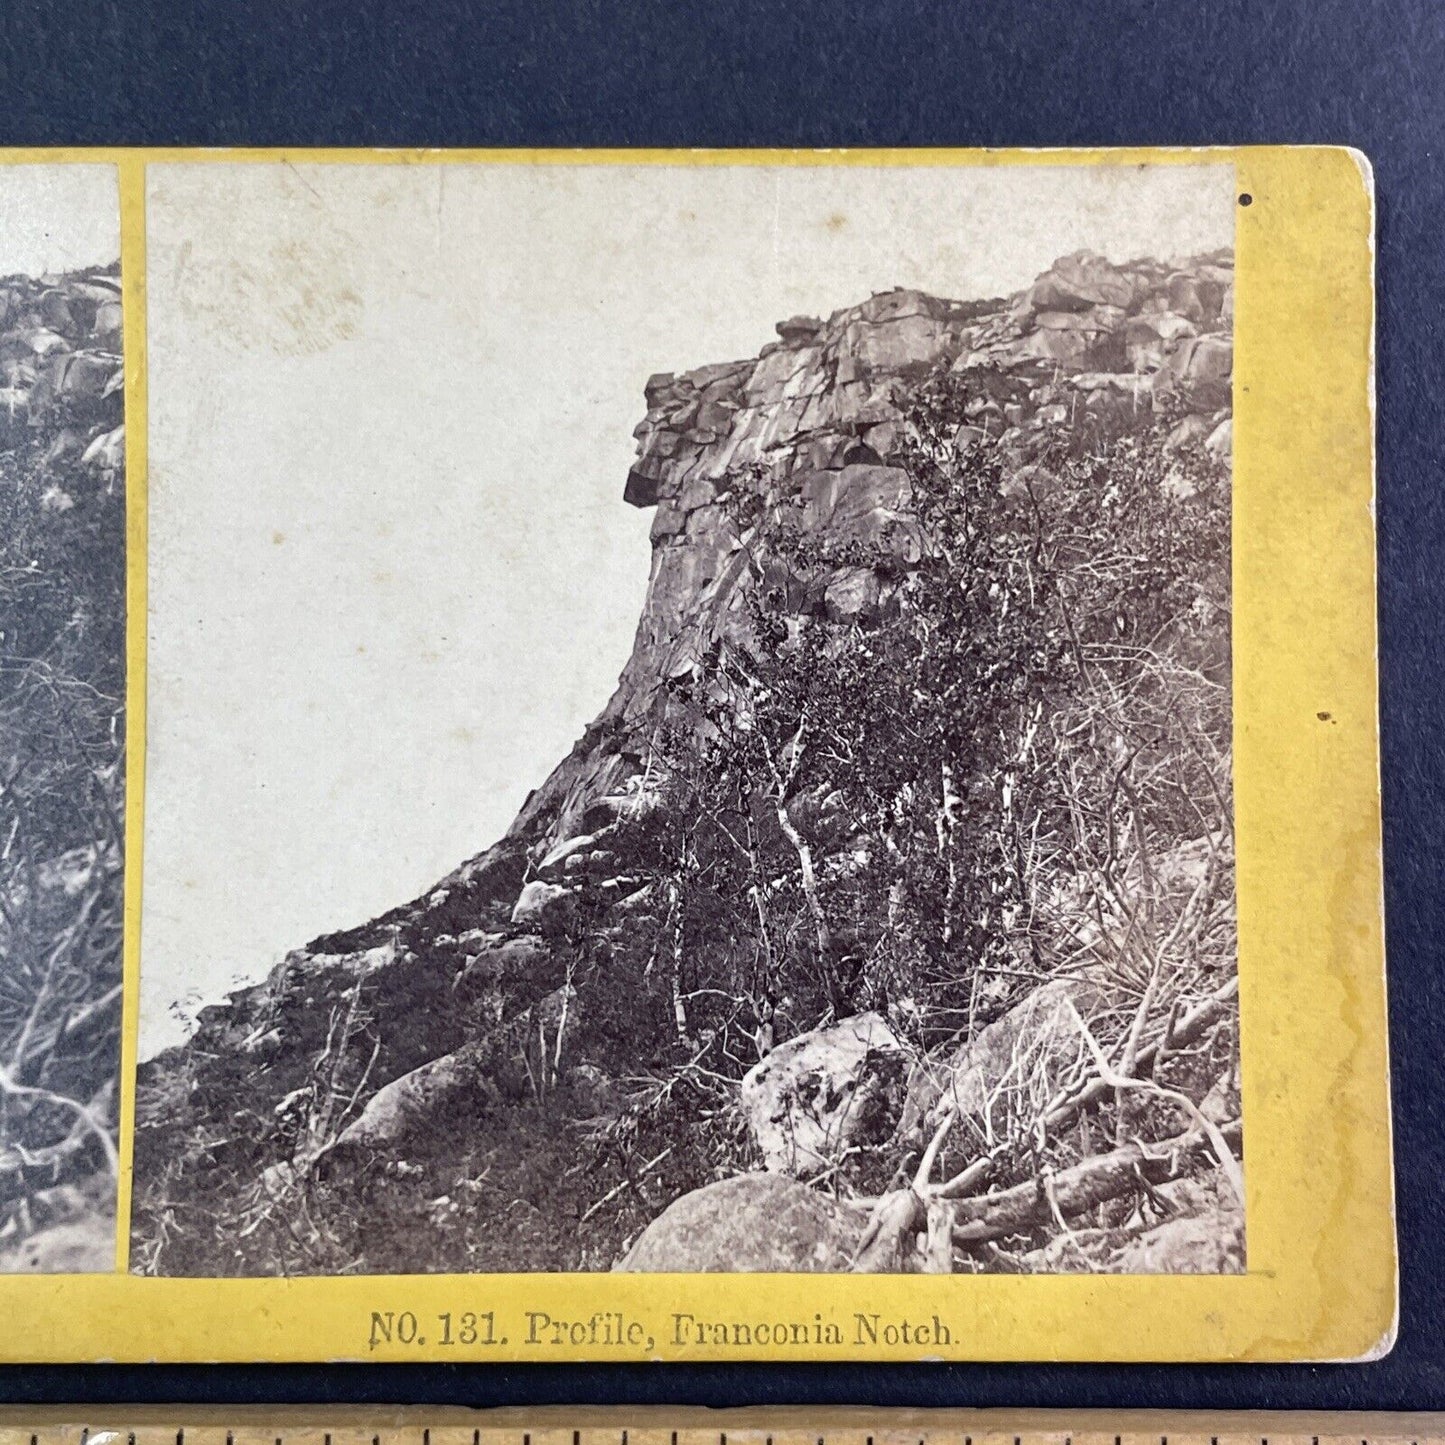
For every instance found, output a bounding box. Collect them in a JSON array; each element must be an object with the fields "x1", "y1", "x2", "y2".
[
  {"x1": 0, "y1": 164, "x2": 126, "y2": 1274},
  {"x1": 129, "y1": 159, "x2": 1240, "y2": 1278}
]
